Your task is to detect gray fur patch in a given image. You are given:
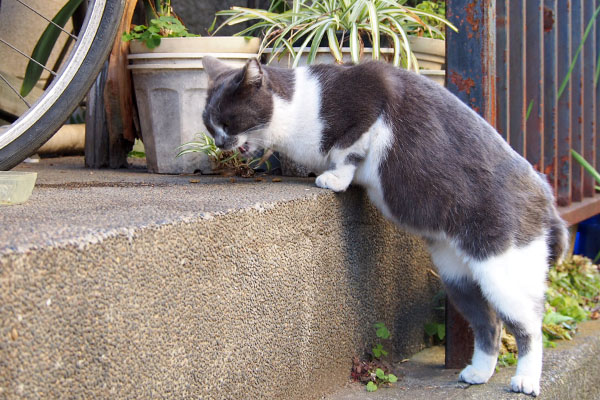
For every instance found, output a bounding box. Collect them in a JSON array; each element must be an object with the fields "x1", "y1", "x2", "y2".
[
  {"x1": 345, "y1": 153, "x2": 365, "y2": 166},
  {"x1": 309, "y1": 63, "x2": 388, "y2": 153},
  {"x1": 503, "y1": 319, "x2": 531, "y2": 356},
  {"x1": 373, "y1": 65, "x2": 561, "y2": 260},
  {"x1": 444, "y1": 276, "x2": 502, "y2": 355}
]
